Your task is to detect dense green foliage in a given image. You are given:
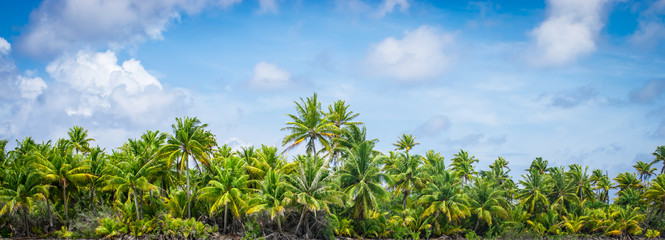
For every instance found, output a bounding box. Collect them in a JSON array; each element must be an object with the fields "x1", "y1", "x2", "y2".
[{"x1": 0, "y1": 94, "x2": 664, "y2": 239}]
